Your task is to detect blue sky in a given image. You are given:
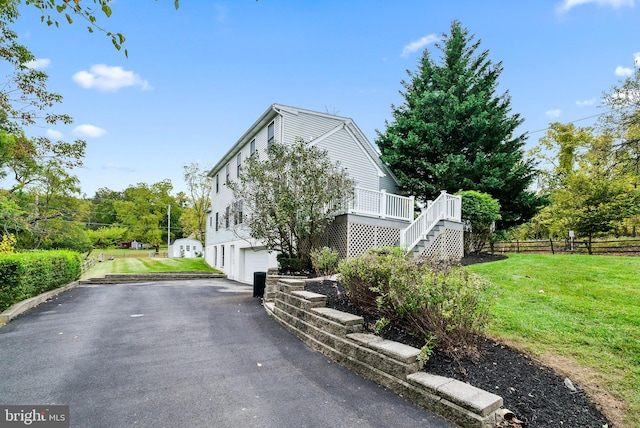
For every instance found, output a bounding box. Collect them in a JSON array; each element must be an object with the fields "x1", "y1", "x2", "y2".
[{"x1": 11, "y1": 0, "x2": 640, "y2": 196}]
